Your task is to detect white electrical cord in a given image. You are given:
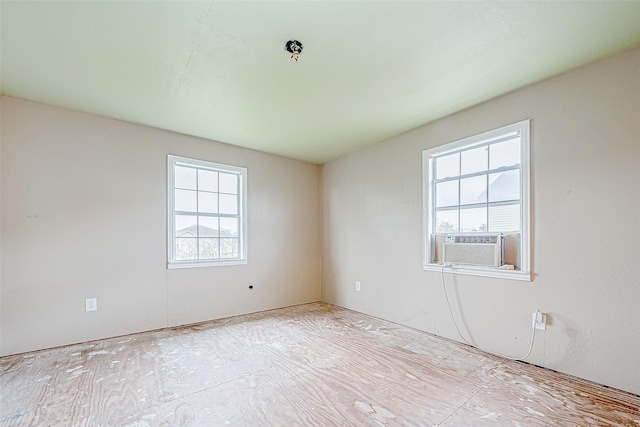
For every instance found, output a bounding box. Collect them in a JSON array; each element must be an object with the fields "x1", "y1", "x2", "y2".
[{"x1": 440, "y1": 263, "x2": 538, "y2": 361}]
